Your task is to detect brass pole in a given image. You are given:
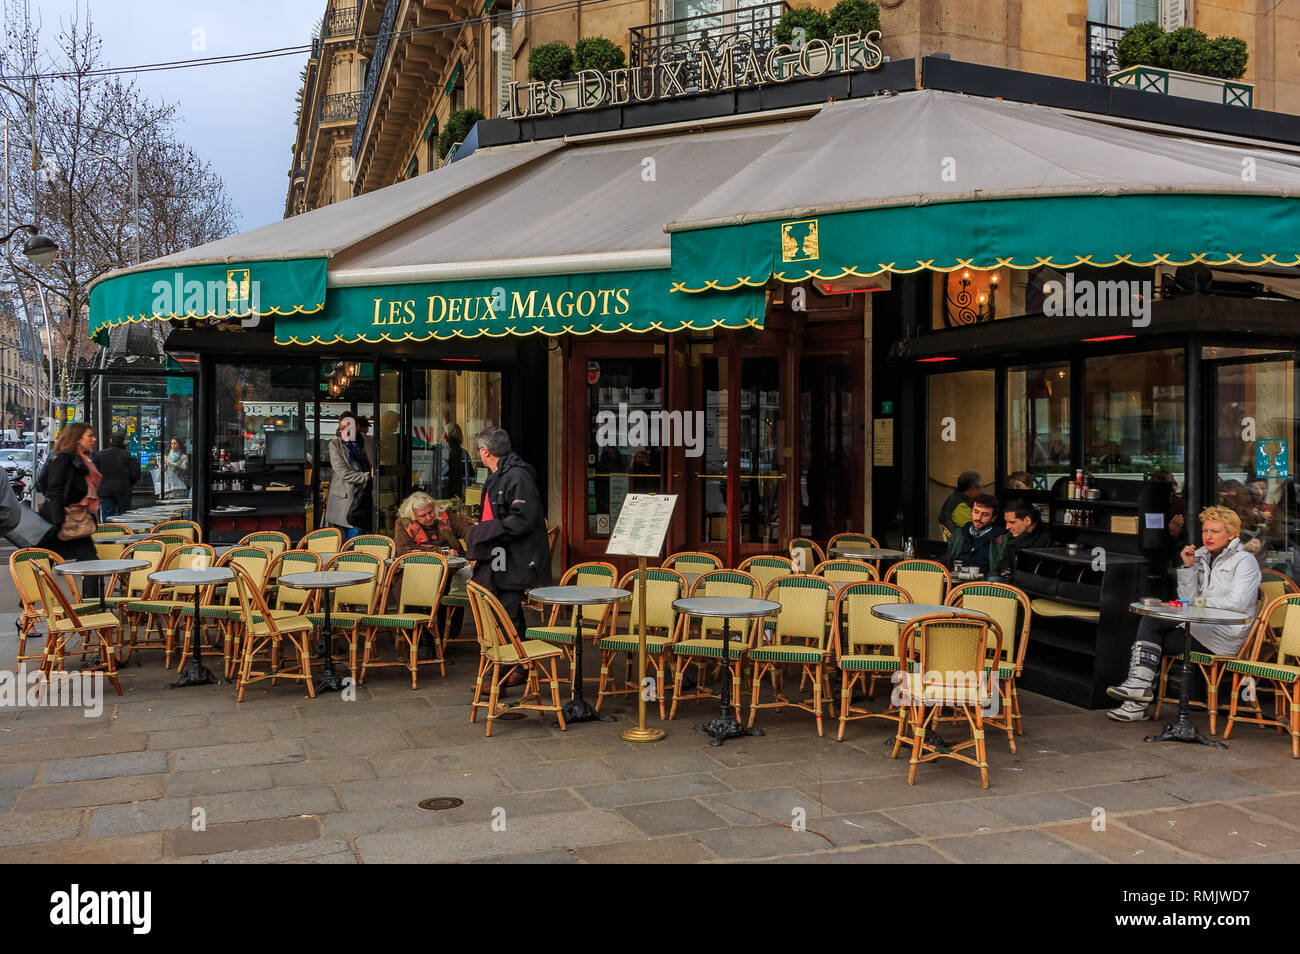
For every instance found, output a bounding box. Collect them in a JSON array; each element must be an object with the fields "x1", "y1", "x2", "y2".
[{"x1": 620, "y1": 555, "x2": 664, "y2": 742}]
